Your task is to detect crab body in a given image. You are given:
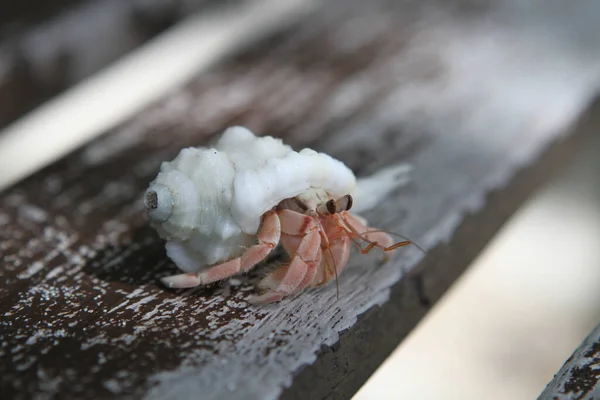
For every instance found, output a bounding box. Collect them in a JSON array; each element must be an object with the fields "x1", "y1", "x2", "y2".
[{"x1": 144, "y1": 127, "x2": 405, "y2": 304}]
